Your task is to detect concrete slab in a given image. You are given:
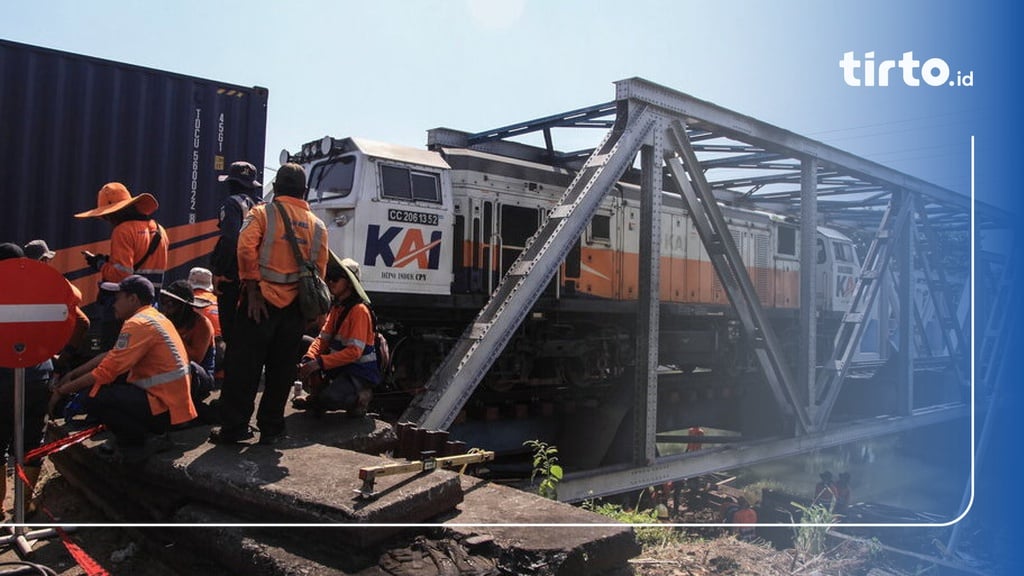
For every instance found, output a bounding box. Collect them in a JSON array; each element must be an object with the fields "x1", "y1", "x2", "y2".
[
  {"x1": 50, "y1": 414, "x2": 460, "y2": 545},
  {"x1": 441, "y1": 477, "x2": 640, "y2": 576}
]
